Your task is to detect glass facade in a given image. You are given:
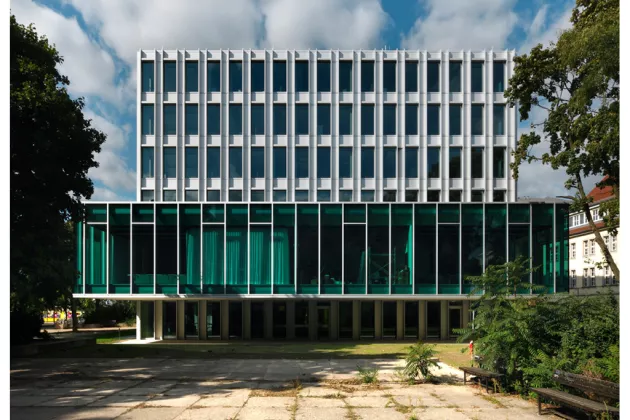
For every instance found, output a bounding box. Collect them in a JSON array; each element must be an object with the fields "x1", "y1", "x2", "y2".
[
  {"x1": 471, "y1": 62, "x2": 483, "y2": 93},
  {"x1": 273, "y1": 61, "x2": 287, "y2": 92},
  {"x1": 427, "y1": 61, "x2": 440, "y2": 93},
  {"x1": 207, "y1": 105, "x2": 220, "y2": 135},
  {"x1": 163, "y1": 148, "x2": 176, "y2": 178},
  {"x1": 185, "y1": 147, "x2": 198, "y2": 178},
  {"x1": 229, "y1": 104, "x2": 242, "y2": 135},
  {"x1": 427, "y1": 105, "x2": 440, "y2": 135},
  {"x1": 339, "y1": 105, "x2": 353, "y2": 135},
  {"x1": 427, "y1": 148, "x2": 440, "y2": 178},
  {"x1": 295, "y1": 61, "x2": 309, "y2": 92},
  {"x1": 383, "y1": 148, "x2": 396, "y2": 178},
  {"x1": 361, "y1": 147, "x2": 374, "y2": 178},
  {"x1": 449, "y1": 61, "x2": 461, "y2": 92},
  {"x1": 406, "y1": 61, "x2": 418, "y2": 92},
  {"x1": 141, "y1": 61, "x2": 154, "y2": 92},
  {"x1": 274, "y1": 104, "x2": 287, "y2": 135},
  {"x1": 141, "y1": 105, "x2": 154, "y2": 135},
  {"x1": 449, "y1": 148, "x2": 462, "y2": 178},
  {"x1": 185, "y1": 105, "x2": 198, "y2": 135},
  {"x1": 449, "y1": 105, "x2": 461, "y2": 135},
  {"x1": 339, "y1": 61, "x2": 352, "y2": 92},
  {"x1": 164, "y1": 105, "x2": 176, "y2": 135},
  {"x1": 274, "y1": 147, "x2": 287, "y2": 178},
  {"x1": 471, "y1": 147, "x2": 483, "y2": 179},
  {"x1": 318, "y1": 147, "x2": 331, "y2": 178},
  {"x1": 207, "y1": 147, "x2": 220, "y2": 178},
  {"x1": 361, "y1": 105, "x2": 374, "y2": 135},
  {"x1": 493, "y1": 61, "x2": 505, "y2": 92},
  {"x1": 383, "y1": 61, "x2": 396, "y2": 93},
  {"x1": 317, "y1": 104, "x2": 331, "y2": 135},
  {"x1": 317, "y1": 61, "x2": 331, "y2": 92},
  {"x1": 471, "y1": 105, "x2": 484, "y2": 135},
  {"x1": 406, "y1": 104, "x2": 418, "y2": 135},
  {"x1": 164, "y1": 61, "x2": 176, "y2": 92},
  {"x1": 185, "y1": 61, "x2": 198, "y2": 92},
  {"x1": 494, "y1": 105, "x2": 505, "y2": 135},
  {"x1": 251, "y1": 147, "x2": 264, "y2": 178},
  {"x1": 361, "y1": 61, "x2": 374, "y2": 92},
  {"x1": 229, "y1": 61, "x2": 242, "y2": 92},
  {"x1": 207, "y1": 61, "x2": 220, "y2": 92},
  {"x1": 251, "y1": 61, "x2": 264, "y2": 92},
  {"x1": 405, "y1": 147, "x2": 418, "y2": 178},
  {"x1": 251, "y1": 105, "x2": 264, "y2": 135},
  {"x1": 141, "y1": 148, "x2": 154, "y2": 178},
  {"x1": 295, "y1": 147, "x2": 309, "y2": 178},
  {"x1": 339, "y1": 147, "x2": 352, "y2": 178},
  {"x1": 296, "y1": 105, "x2": 309, "y2": 135}
]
